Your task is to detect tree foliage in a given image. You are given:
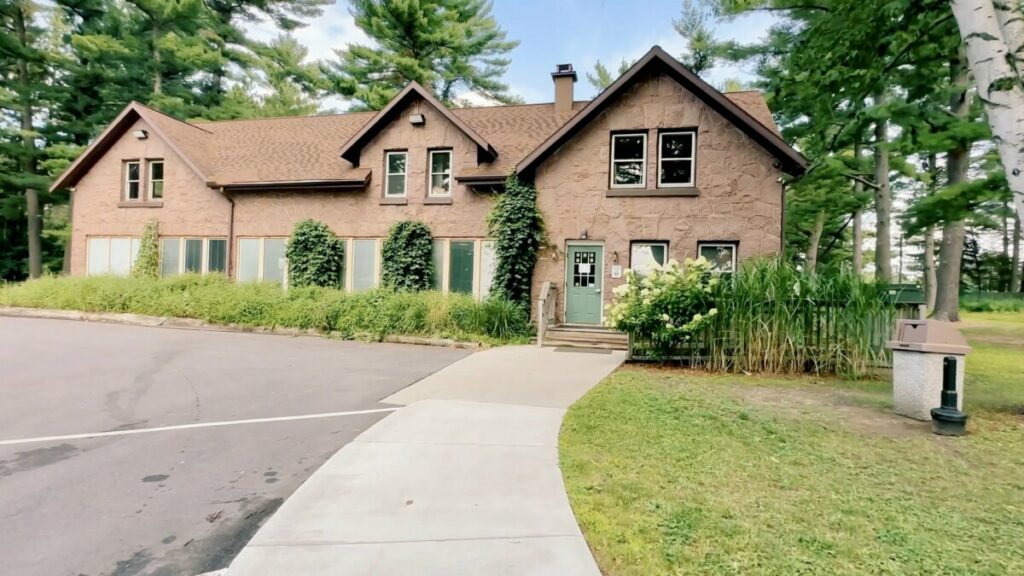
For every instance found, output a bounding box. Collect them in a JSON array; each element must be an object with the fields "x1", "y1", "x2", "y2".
[
  {"x1": 326, "y1": 0, "x2": 519, "y2": 110},
  {"x1": 487, "y1": 173, "x2": 544, "y2": 310},
  {"x1": 381, "y1": 220, "x2": 434, "y2": 291},
  {"x1": 286, "y1": 219, "x2": 345, "y2": 288}
]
